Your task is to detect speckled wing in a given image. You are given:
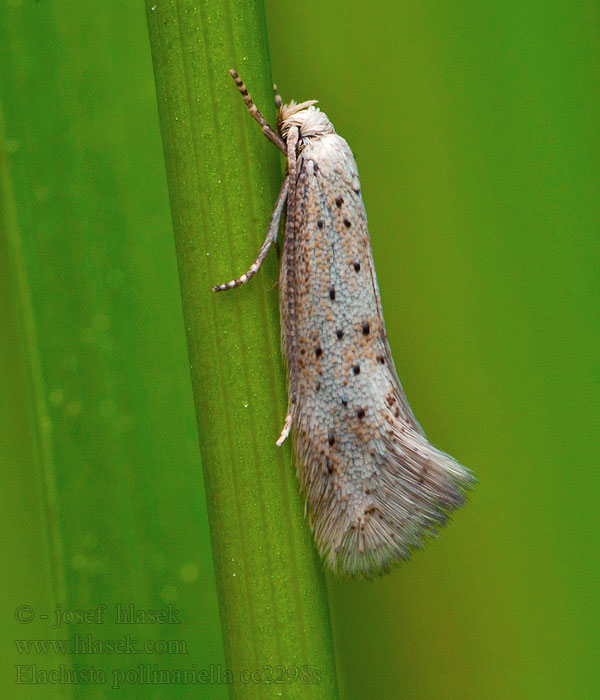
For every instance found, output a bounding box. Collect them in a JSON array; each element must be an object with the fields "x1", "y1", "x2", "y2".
[{"x1": 280, "y1": 132, "x2": 473, "y2": 577}]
